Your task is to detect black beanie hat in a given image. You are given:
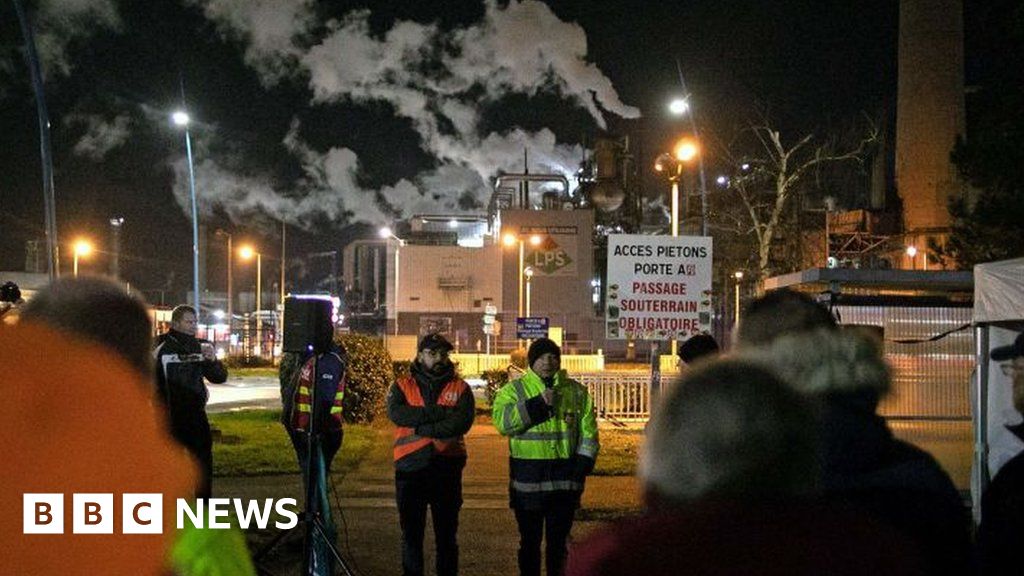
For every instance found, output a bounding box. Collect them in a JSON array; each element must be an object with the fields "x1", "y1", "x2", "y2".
[
  {"x1": 678, "y1": 334, "x2": 720, "y2": 365},
  {"x1": 527, "y1": 338, "x2": 561, "y2": 368}
]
